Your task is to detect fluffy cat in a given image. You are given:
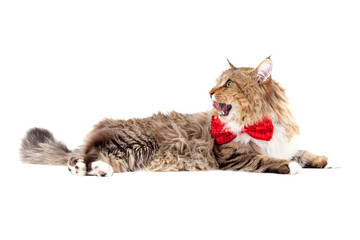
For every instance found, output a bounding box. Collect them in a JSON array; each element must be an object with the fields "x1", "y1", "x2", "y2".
[{"x1": 20, "y1": 57, "x2": 328, "y2": 176}]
